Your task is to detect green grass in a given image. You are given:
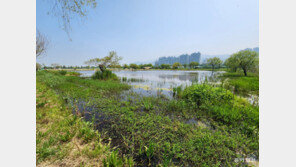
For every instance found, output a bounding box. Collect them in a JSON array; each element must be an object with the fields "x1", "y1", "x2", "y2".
[
  {"x1": 36, "y1": 78, "x2": 131, "y2": 166},
  {"x1": 221, "y1": 72, "x2": 259, "y2": 96},
  {"x1": 37, "y1": 70, "x2": 259, "y2": 166}
]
